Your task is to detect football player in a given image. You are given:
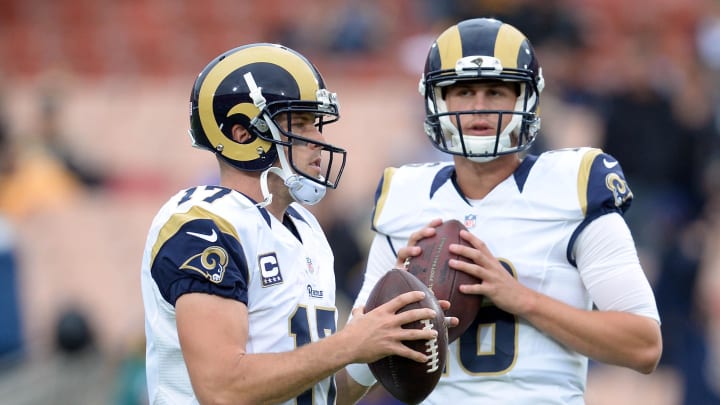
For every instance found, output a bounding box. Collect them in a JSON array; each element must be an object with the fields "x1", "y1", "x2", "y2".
[
  {"x1": 140, "y1": 43, "x2": 442, "y2": 404},
  {"x1": 340, "y1": 18, "x2": 662, "y2": 404}
]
